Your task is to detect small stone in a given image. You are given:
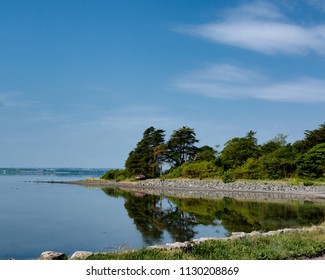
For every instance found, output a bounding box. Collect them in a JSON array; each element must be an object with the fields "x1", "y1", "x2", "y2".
[
  {"x1": 39, "y1": 251, "x2": 68, "y2": 260},
  {"x1": 70, "y1": 251, "x2": 94, "y2": 260},
  {"x1": 249, "y1": 231, "x2": 261, "y2": 236},
  {"x1": 231, "y1": 232, "x2": 245, "y2": 237}
]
